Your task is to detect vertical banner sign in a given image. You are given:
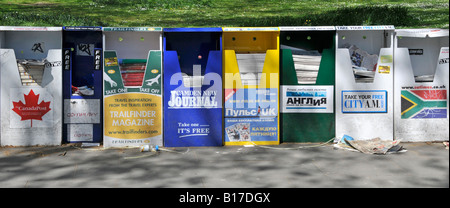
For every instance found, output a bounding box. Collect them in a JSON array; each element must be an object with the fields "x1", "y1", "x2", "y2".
[{"x1": 103, "y1": 51, "x2": 162, "y2": 147}]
